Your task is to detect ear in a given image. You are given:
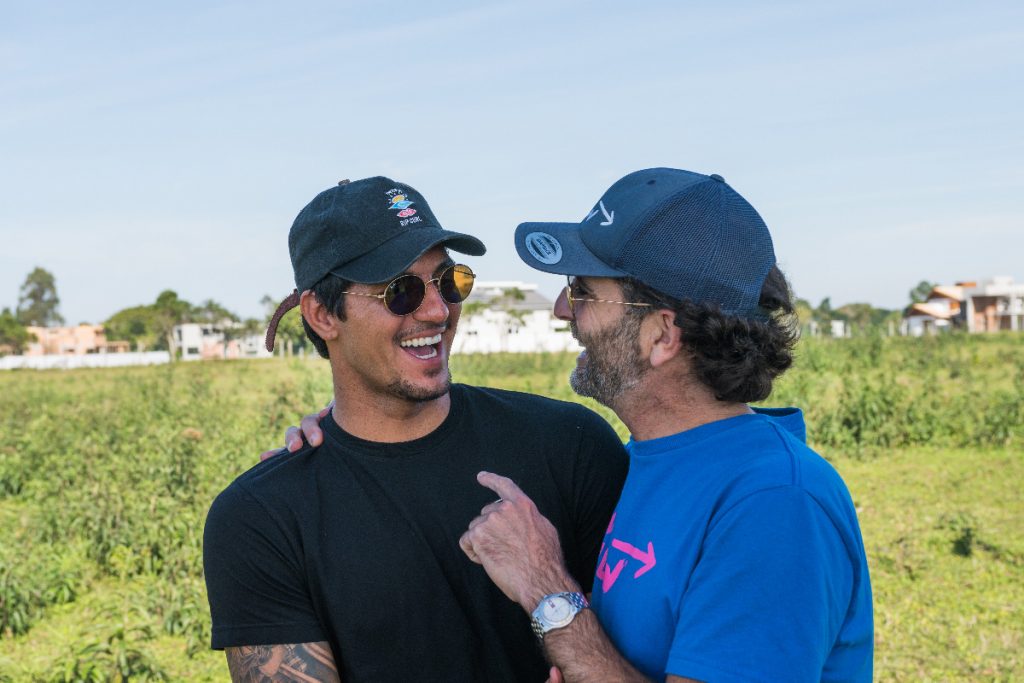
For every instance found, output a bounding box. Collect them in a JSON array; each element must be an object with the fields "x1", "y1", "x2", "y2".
[
  {"x1": 645, "y1": 309, "x2": 684, "y2": 369},
  {"x1": 299, "y1": 290, "x2": 341, "y2": 342}
]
